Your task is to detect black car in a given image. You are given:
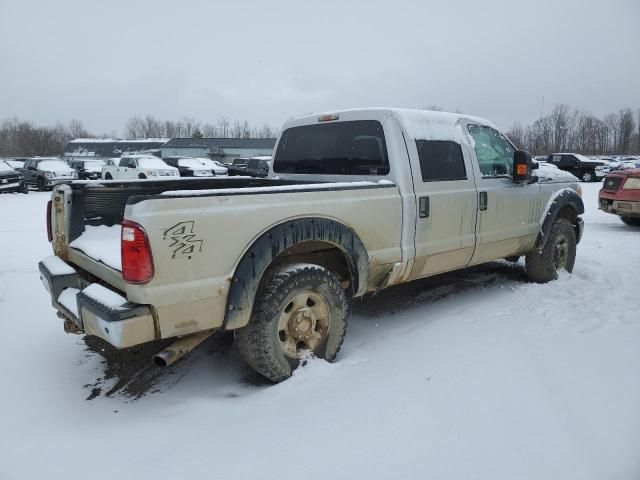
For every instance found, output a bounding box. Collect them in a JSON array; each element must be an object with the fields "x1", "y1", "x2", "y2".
[
  {"x1": 226, "y1": 158, "x2": 250, "y2": 176},
  {"x1": 243, "y1": 157, "x2": 270, "y2": 178},
  {"x1": 0, "y1": 160, "x2": 28, "y2": 194},
  {"x1": 546, "y1": 153, "x2": 607, "y2": 182},
  {"x1": 67, "y1": 159, "x2": 106, "y2": 180}
]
